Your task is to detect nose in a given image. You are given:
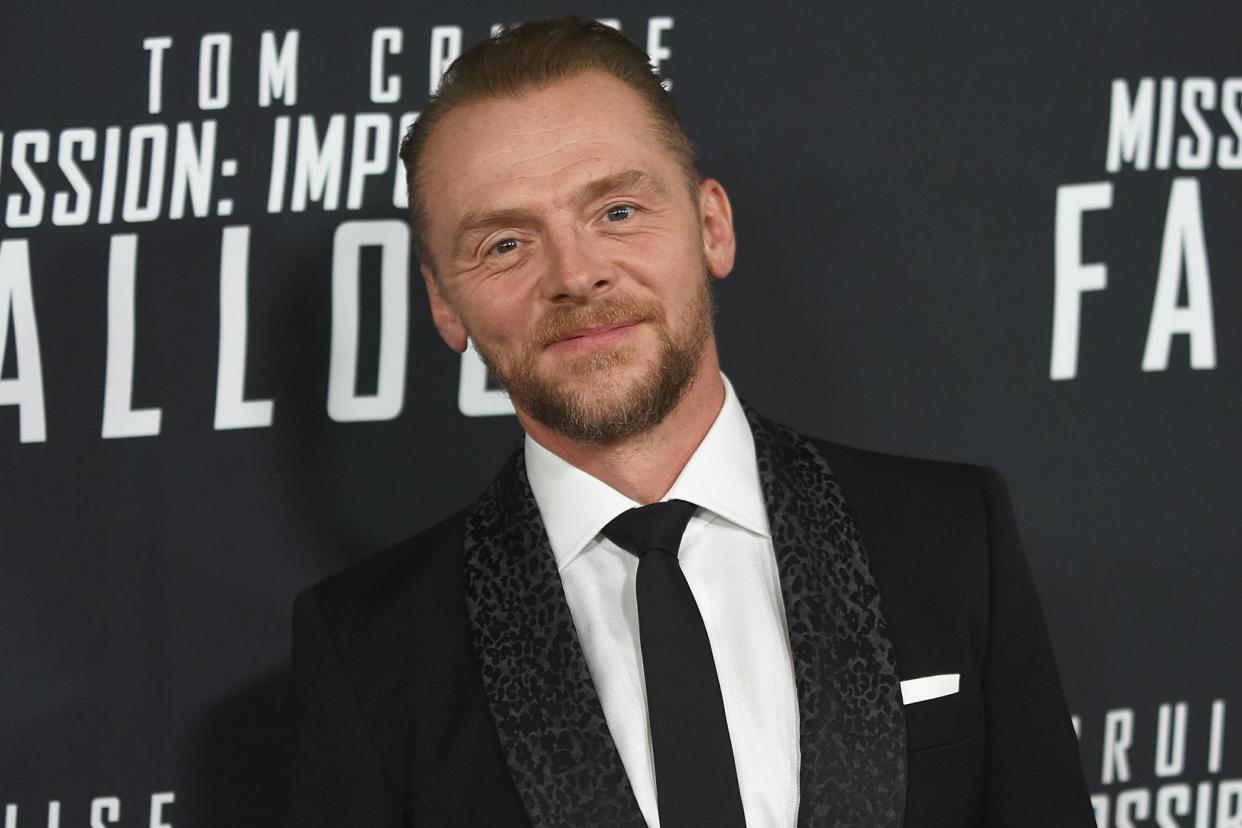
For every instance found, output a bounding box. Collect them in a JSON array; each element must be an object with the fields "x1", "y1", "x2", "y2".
[{"x1": 541, "y1": 226, "x2": 611, "y2": 302}]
